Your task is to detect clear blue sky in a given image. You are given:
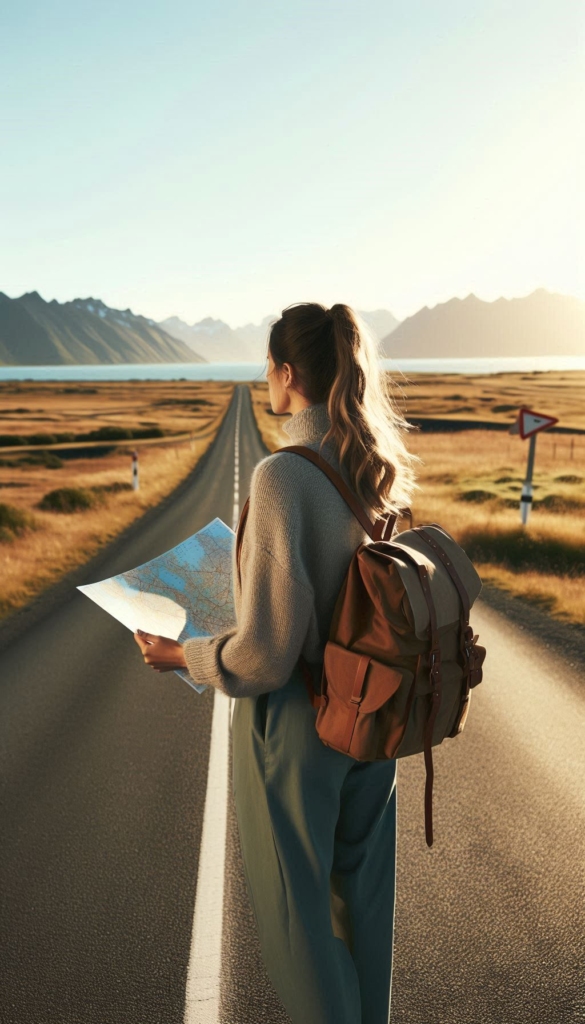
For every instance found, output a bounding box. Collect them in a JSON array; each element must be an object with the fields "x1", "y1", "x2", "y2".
[{"x1": 1, "y1": 0, "x2": 583, "y2": 326}]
